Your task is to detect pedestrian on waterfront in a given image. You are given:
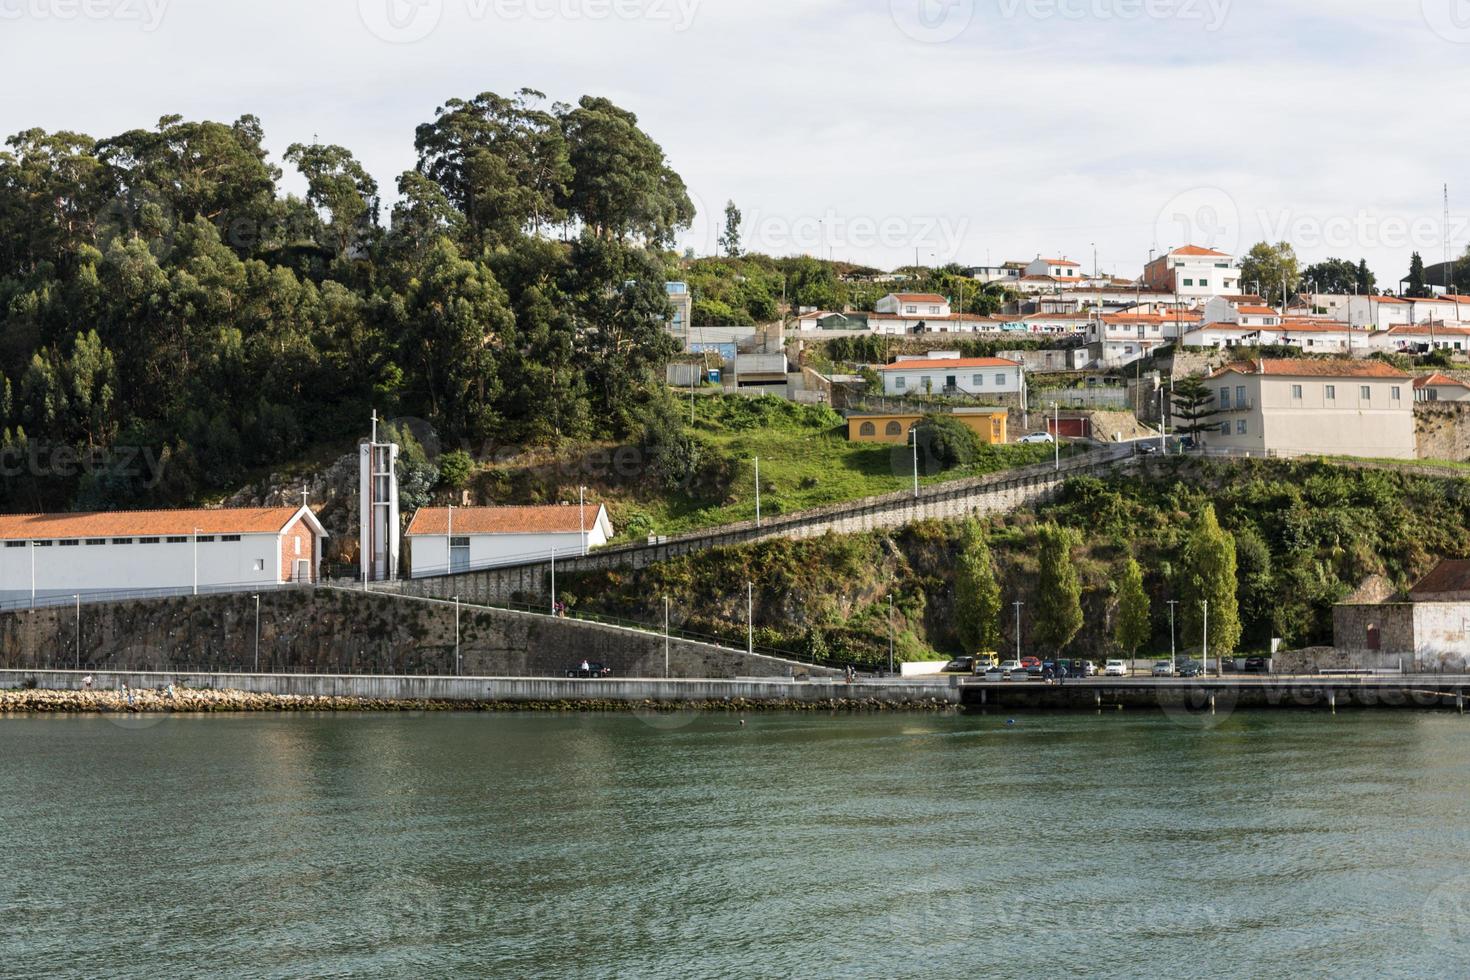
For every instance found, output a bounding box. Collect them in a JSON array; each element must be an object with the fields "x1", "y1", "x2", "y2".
[
  {"x1": 580, "y1": 659, "x2": 591, "y2": 676},
  {"x1": 82, "y1": 674, "x2": 93, "y2": 691},
  {"x1": 166, "y1": 683, "x2": 176, "y2": 700}
]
